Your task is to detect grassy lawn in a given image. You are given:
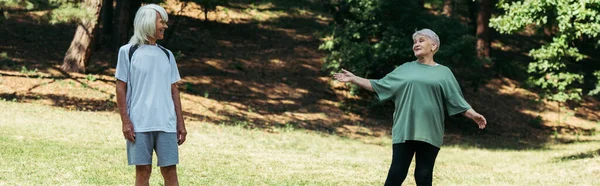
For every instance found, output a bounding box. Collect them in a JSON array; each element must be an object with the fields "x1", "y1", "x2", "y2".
[{"x1": 1, "y1": 101, "x2": 599, "y2": 185}]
